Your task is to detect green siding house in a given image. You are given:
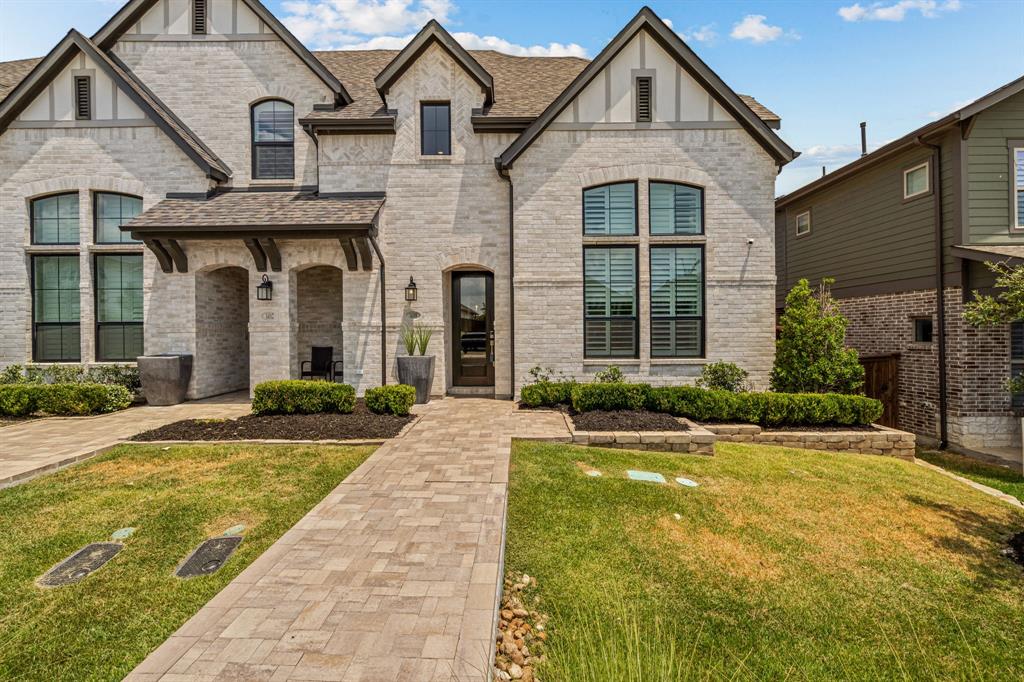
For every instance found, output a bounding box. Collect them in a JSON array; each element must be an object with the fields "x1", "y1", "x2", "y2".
[{"x1": 776, "y1": 75, "x2": 1024, "y2": 459}]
